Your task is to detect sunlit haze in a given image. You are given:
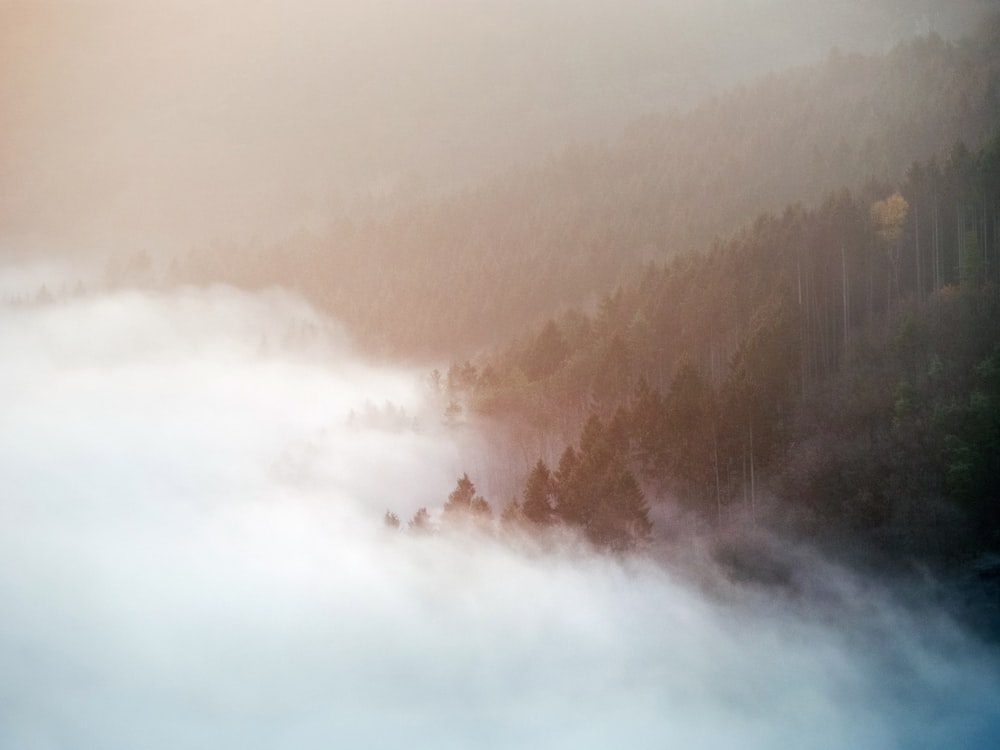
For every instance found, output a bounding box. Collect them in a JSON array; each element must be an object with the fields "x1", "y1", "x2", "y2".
[
  {"x1": 1, "y1": 0, "x2": 989, "y2": 255},
  {"x1": 4, "y1": 1, "x2": 1000, "y2": 747}
]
